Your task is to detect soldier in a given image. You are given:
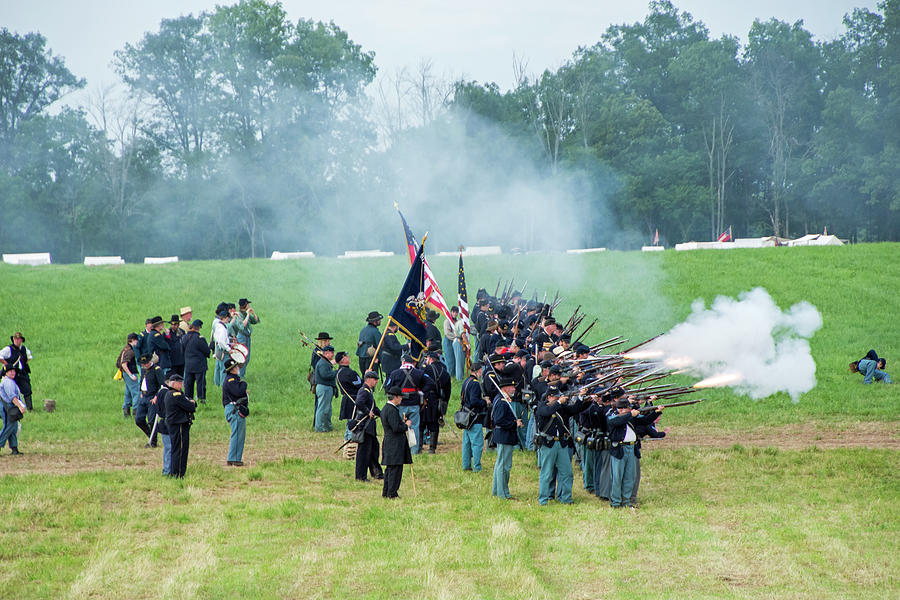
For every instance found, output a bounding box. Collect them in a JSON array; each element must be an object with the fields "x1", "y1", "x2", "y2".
[
  {"x1": 593, "y1": 387, "x2": 621, "y2": 501},
  {"x1": 380, "y1": 386, "x2": 413, "y2": 499},
  {"x1": 165, "y1": 373, "x2": 196, "y2": 478},
  {"x1": 0, "y1": 365, "x2": 23, "y2": 454},
  {"x1": 385, "y1": 353, "x2": 435, "y2": 454},
  {"x1": 424, "y1": 310, "x2": 442, "y2": 349},
  {"x1": 534, "y1": 387, "x2": 589, "y2": 505},
  {"x1": 376, "y1": 321, "x2": 404, "y2": 381},
  {"x1": 357, "y1": 312, "x2": 383, "y2": 374},
  {"x1": 308, "y1": 332, "x2": 333, "y2": 395},
  {"x1": 1, "y1": 332, "x2": 33, "y2": 411},
  {"x1": 607, "y1": 397, "x2": 662, "y2": 508},
  {"x1": 490, "y1": 377, "x2": 522, "y2": 500},
  {"x1": 118, "y1": 333, "x2": 140, "y2": 418},
  {"x1": 153, "y1": 374, "x2": 174, "y2": 475},
  {"x1": 335, "y1": 352, "x2": 362, "y2": 440},
  {"x1": 177, "y1": 307, "x2": 193, "y2": 335},
  {"x1": 222, "y1": 357, "x2": 249, "y2": 466},
  {"x1": 230, "y1": 298, "x2": 259, "y2": 377},
  {"x1": 460, "y1": 361, "x2": 488, "y2": 472},
  {"x1": 211, "y1": 308, "x2": 232, "y2": 387},
  {"x1": 148, "y1": 316, "x2": 171, "y2": 375},
  {"x1": 167, "y1": 315, "x2": 185, "y2": 377},
  {"x1": 353, "y1": 370, "x2": 384, "y2": 482},
  {"x1": 422, "y1": 351, "x2": 451, "y2": 453},
  {"x1": 181, "y1": 319, "x2": 210, "y2": 403},
  {"x1": 313, "y1": 345, "x2": 337, "y2": 432},
  {"x1": 137, "y1": 353, "x2": 166, "y2": 447}
]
